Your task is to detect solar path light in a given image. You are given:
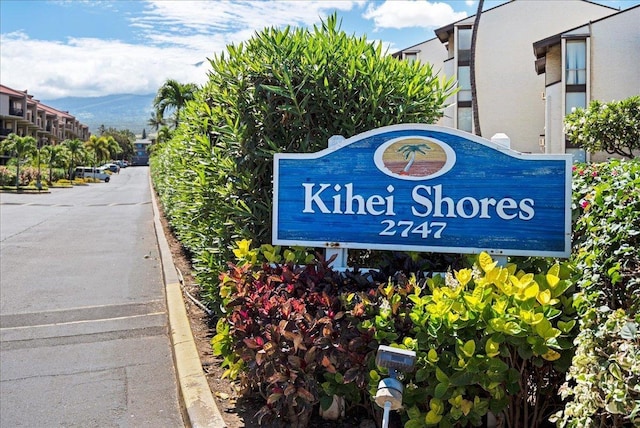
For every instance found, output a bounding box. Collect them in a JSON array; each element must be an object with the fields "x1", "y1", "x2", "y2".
[{"x1": 374, "y1": 345, "x2": 417, "y2": 428}]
